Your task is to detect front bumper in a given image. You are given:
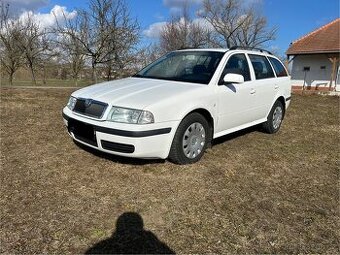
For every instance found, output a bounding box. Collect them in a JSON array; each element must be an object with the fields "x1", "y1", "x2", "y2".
[{"x1": 62, "y1": 107, "x2": 179, "y2": 159}]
